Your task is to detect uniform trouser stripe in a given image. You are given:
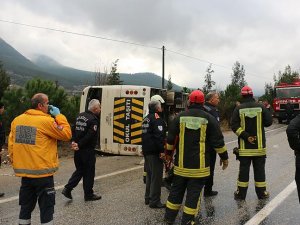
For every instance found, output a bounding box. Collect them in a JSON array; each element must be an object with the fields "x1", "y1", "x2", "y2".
[
  {"x1": 166, "y1": 201, "x2": 181, "y2": 210},
  {"x1": 19, "y1": 219, "x2": 31, "y2": 225},
  {"x1": 183, "y1": 206, "x2": 197, "y2": 215},
  {"x1": 255, "y1": 181, "x2": 266, "y2": 187},
  {"x1": 237, "y1": 181, "x2": 249, "y2": 187}
]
